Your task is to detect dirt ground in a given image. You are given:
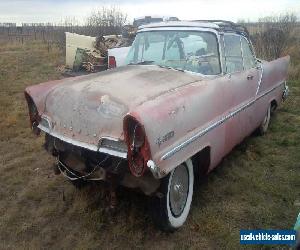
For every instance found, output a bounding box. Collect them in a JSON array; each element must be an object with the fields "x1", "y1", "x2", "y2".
[{"x1": 0, "y1": 42, "x2": 299, "y2": 249}]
